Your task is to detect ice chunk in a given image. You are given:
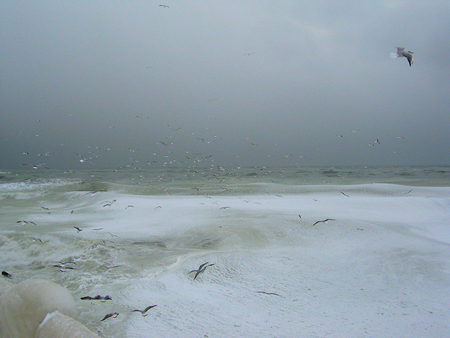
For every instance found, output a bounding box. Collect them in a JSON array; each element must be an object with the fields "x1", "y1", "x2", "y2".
[
  {"x1": 35, "y1": 311, "x2": 99, "y2": 338},
  {"x1": 0, "y1": 279, "x2": 77, "y2": 338}
]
